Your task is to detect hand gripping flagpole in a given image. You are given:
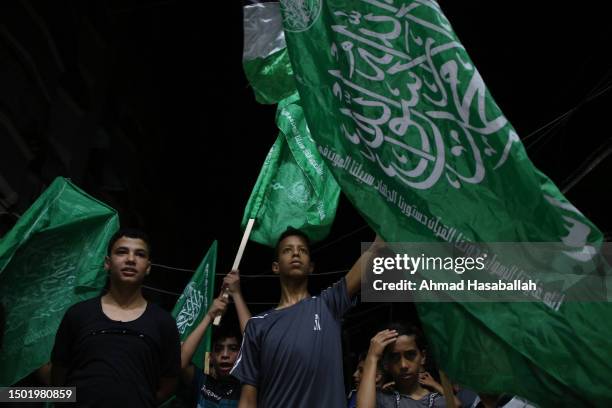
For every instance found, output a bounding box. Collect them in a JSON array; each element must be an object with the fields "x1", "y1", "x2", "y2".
[{"x1": 213, "y1": 218, "x2": 255, "y2": 326}]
